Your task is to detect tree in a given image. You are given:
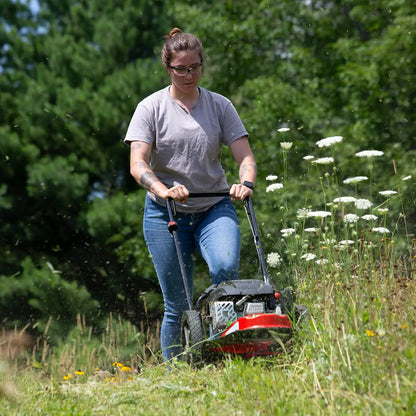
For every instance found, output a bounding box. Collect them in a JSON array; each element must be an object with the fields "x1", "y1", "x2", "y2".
[
  {"x1": 1, "y1": 0, "x2": 415, "y2": 340},
  {"x1": 168, "y1": 0, "x2": 416, "y2": 269},
  {"x1": 1, "y1": 0, "x2": 171, "y2": 334}
]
